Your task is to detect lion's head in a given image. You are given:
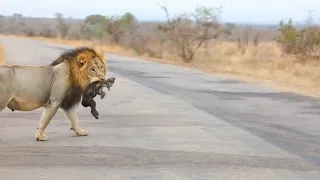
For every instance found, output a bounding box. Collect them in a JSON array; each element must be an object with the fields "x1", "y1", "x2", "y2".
[
  {"x1": 50, "y1": 46, "x2": 107, "y2": 110},
  {"x1": 51, "y1": 46, "x2": 107, "y2": 91},
  {"x1": 85, "y1": 55, "x2": 107, "y2": 83}
]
